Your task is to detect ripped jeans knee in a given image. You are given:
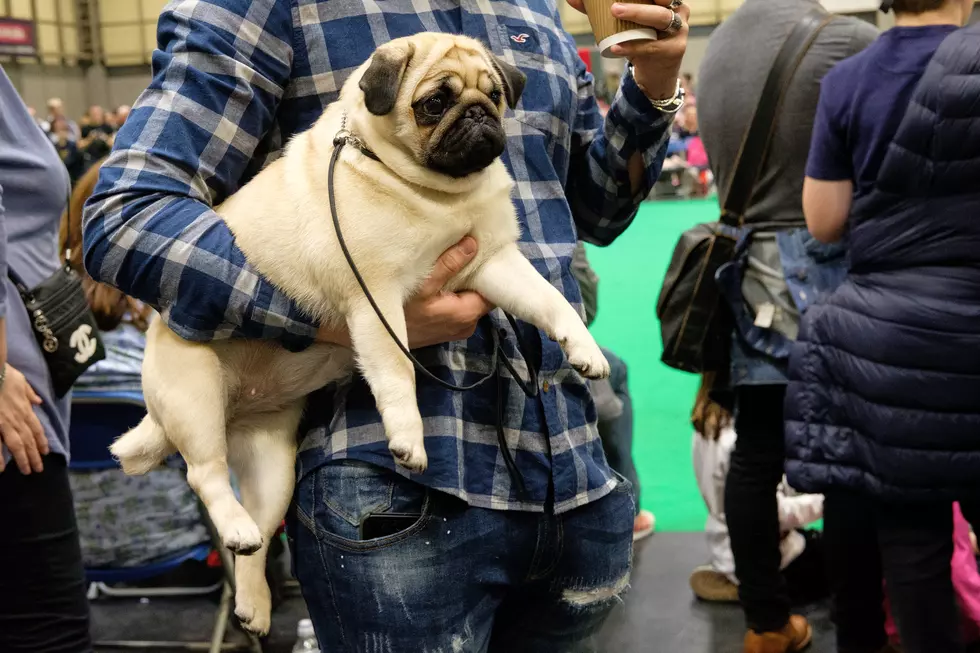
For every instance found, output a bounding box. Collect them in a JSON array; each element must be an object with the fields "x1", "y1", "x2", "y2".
[{"x1": 562, "y1": 572, "x2": 631, "y2": 610}]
